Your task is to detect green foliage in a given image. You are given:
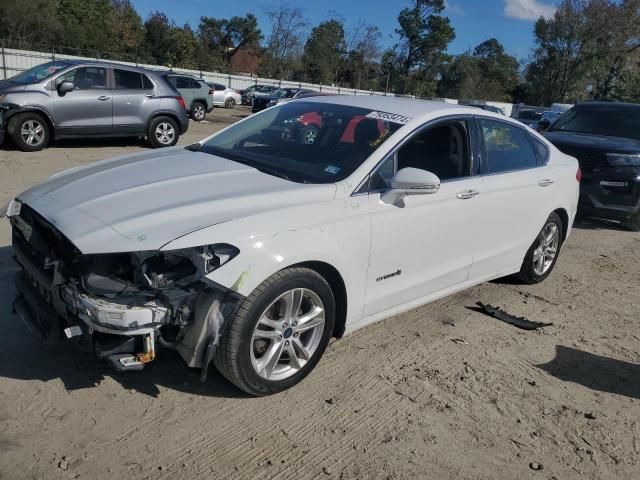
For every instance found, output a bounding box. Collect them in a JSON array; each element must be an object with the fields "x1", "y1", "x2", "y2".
[{"x1": 303, "y1": 20, "x2": 346, "y2": 84}]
